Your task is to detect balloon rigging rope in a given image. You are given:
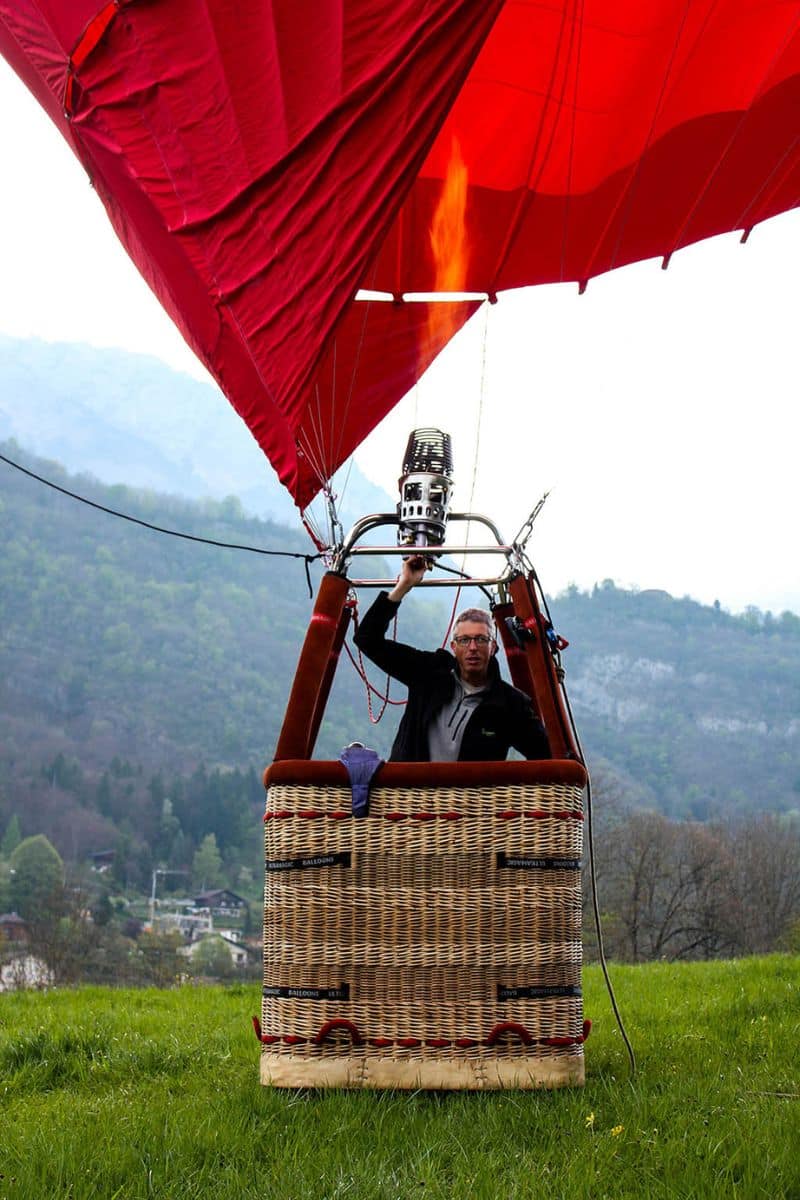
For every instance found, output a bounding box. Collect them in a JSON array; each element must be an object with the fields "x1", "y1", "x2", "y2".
[
  {"x1": 299, "y1": 389, "x2": 331, "y2": 493},
  {"x1": 328, "y1": 334, "x2": 338, "y2": 485},
  {"x1": 0, "y1": 450, "x2": 322, "y2": 596},
  {"x1": 460, "y1": 302, "x2": 490, "y2": 575},
  {"x1": 297, "y1": 390, "x2": 337, "y2": 548}
]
